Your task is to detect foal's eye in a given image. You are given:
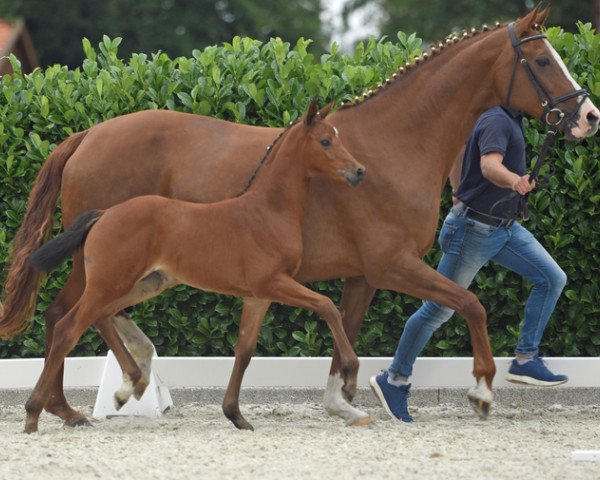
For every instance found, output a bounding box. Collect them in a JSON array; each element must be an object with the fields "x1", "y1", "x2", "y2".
[
  {"x1": 535, "y1": 56, "x2": 551, "y2": 67},
  {"x1": 320, "y1": 139, "x2": 331, "y2": 147}
]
